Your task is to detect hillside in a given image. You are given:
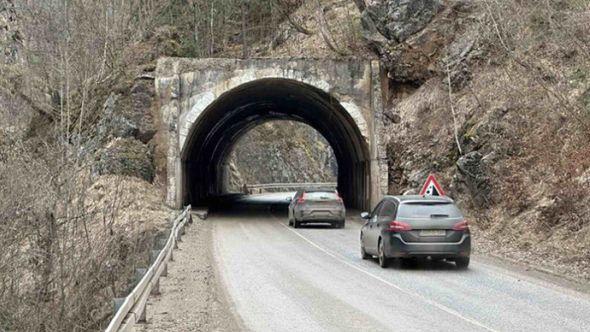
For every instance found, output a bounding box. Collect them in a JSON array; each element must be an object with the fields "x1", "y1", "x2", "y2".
[{"x1": 0, "y1": 0, "x2": 589, "y2": 330}]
